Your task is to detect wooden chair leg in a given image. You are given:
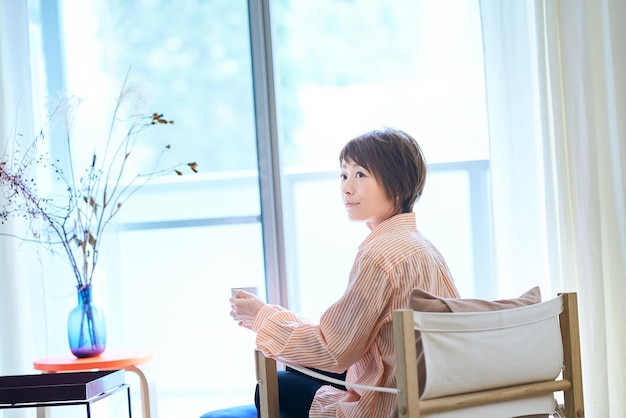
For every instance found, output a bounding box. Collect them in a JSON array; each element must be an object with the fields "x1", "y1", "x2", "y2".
[
  {"x1": 559, "y1": 293, "x2": 585, "y2": 418},
  {"x1": 393, "y1": 309, "x2": 421, "y2": 418},
  {"x1": 255, "y1": 349, "x2": 280, "y2": 418}
]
